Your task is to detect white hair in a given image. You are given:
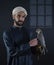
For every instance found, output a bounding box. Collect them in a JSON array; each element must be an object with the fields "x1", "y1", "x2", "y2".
[{"x1": 12, "y1": 6, "x2": 28, "y2": 16}]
